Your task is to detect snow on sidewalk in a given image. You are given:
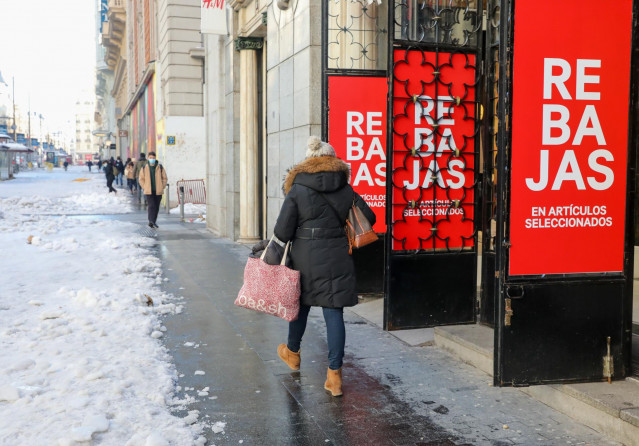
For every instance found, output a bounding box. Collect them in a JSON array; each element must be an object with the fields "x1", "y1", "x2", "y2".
[
  {"x1": 0, "y1": 167, "x2": 206, "y2": 445},
  {"x1": 169, "y1": 204, "x2": 206, "y2": 223}
]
